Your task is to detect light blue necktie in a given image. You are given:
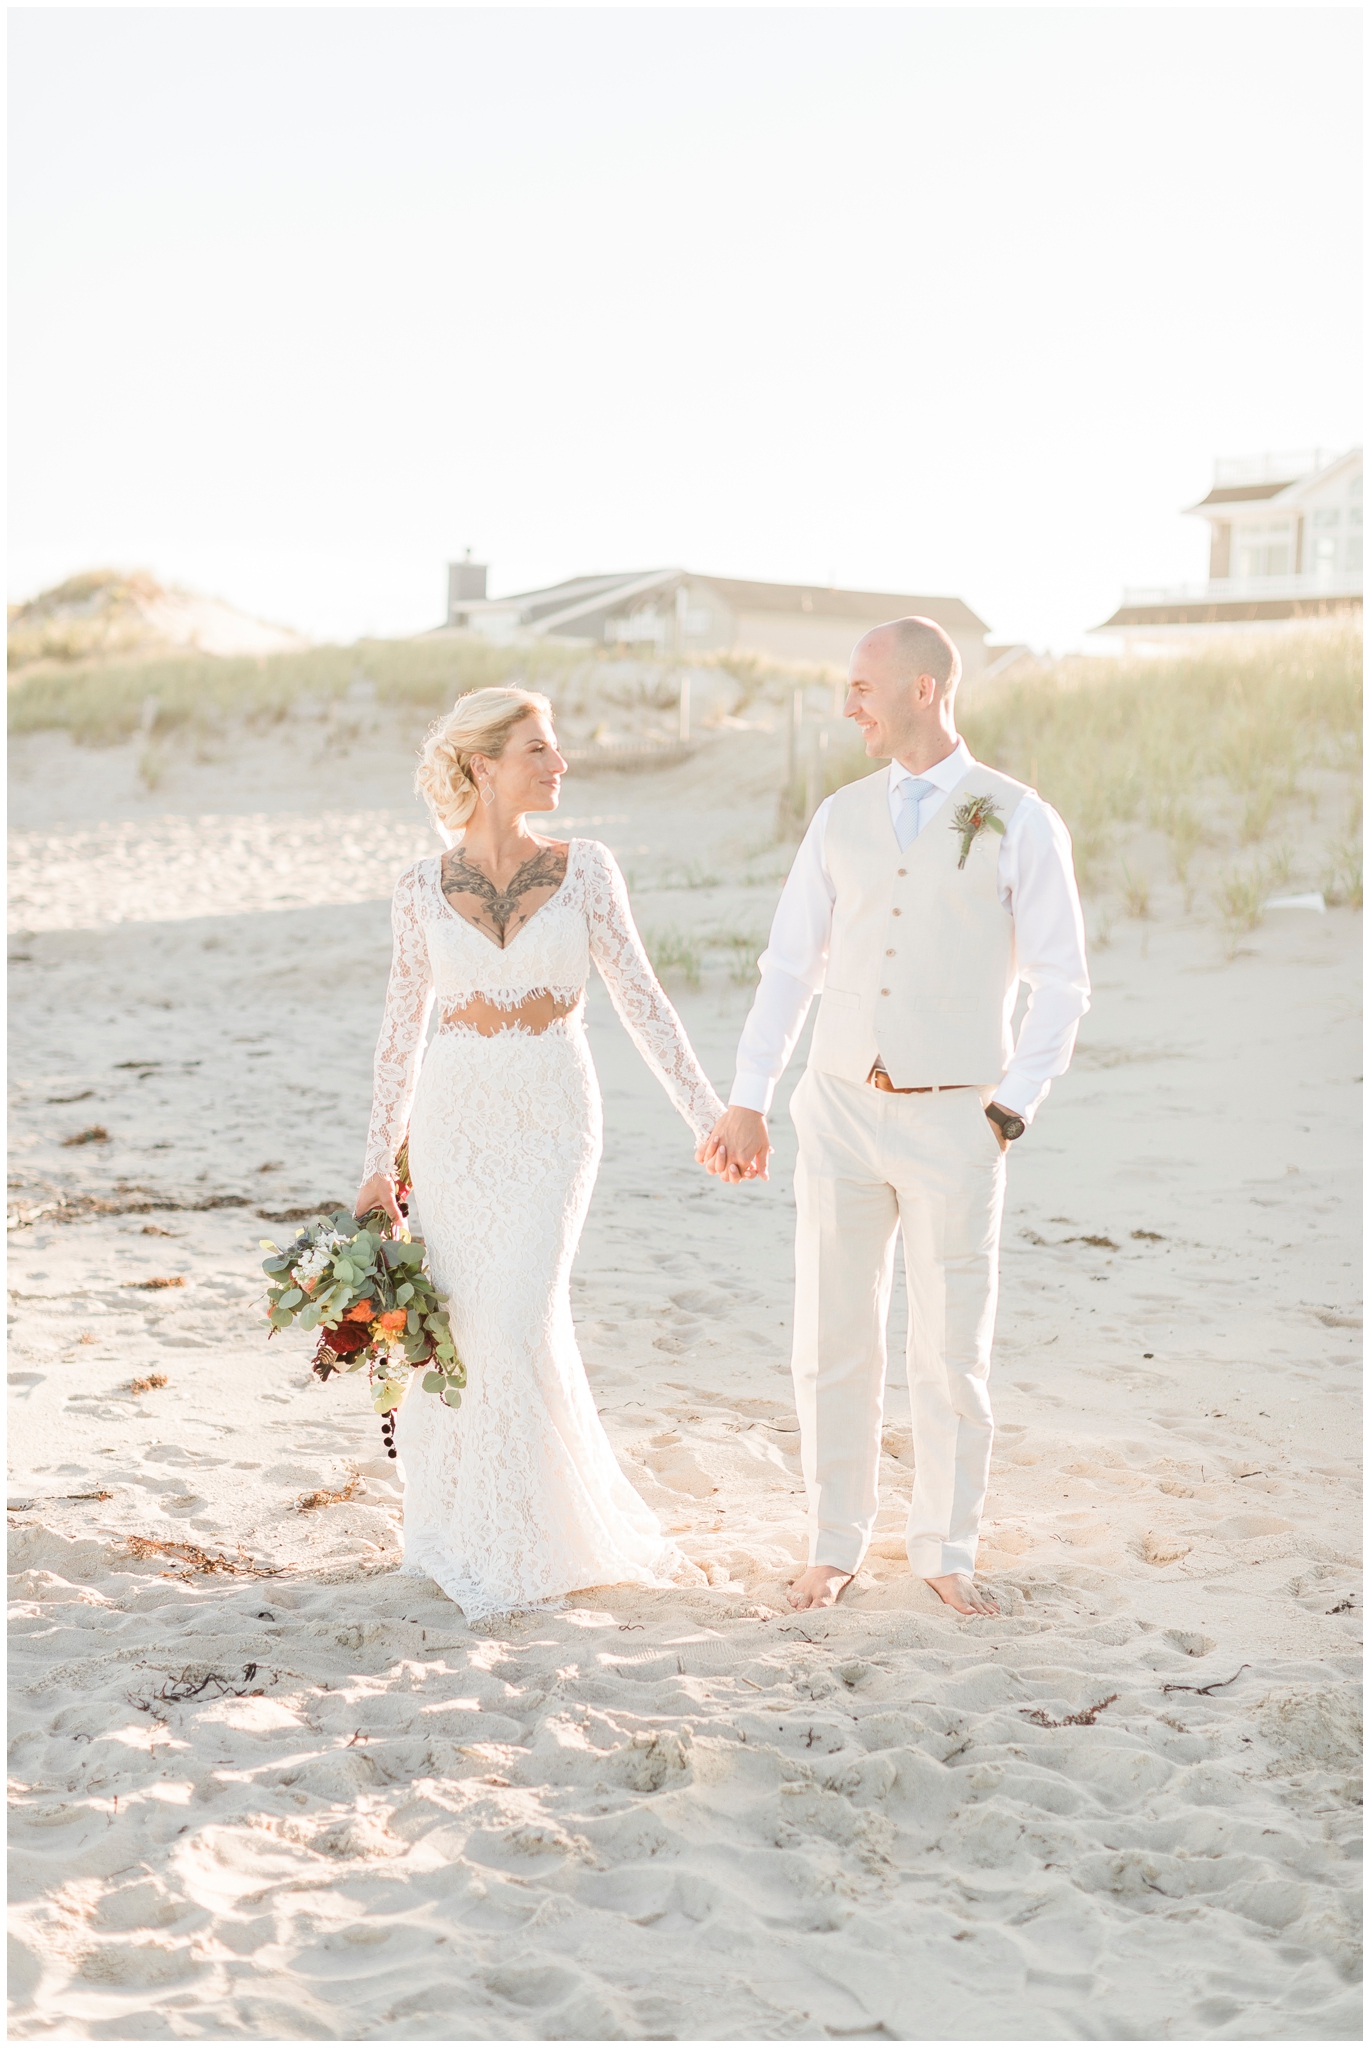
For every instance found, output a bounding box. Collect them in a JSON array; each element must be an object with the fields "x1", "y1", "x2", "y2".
[{"x1": 895, "y1": 777, "x2": 938, "y2": 850}]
